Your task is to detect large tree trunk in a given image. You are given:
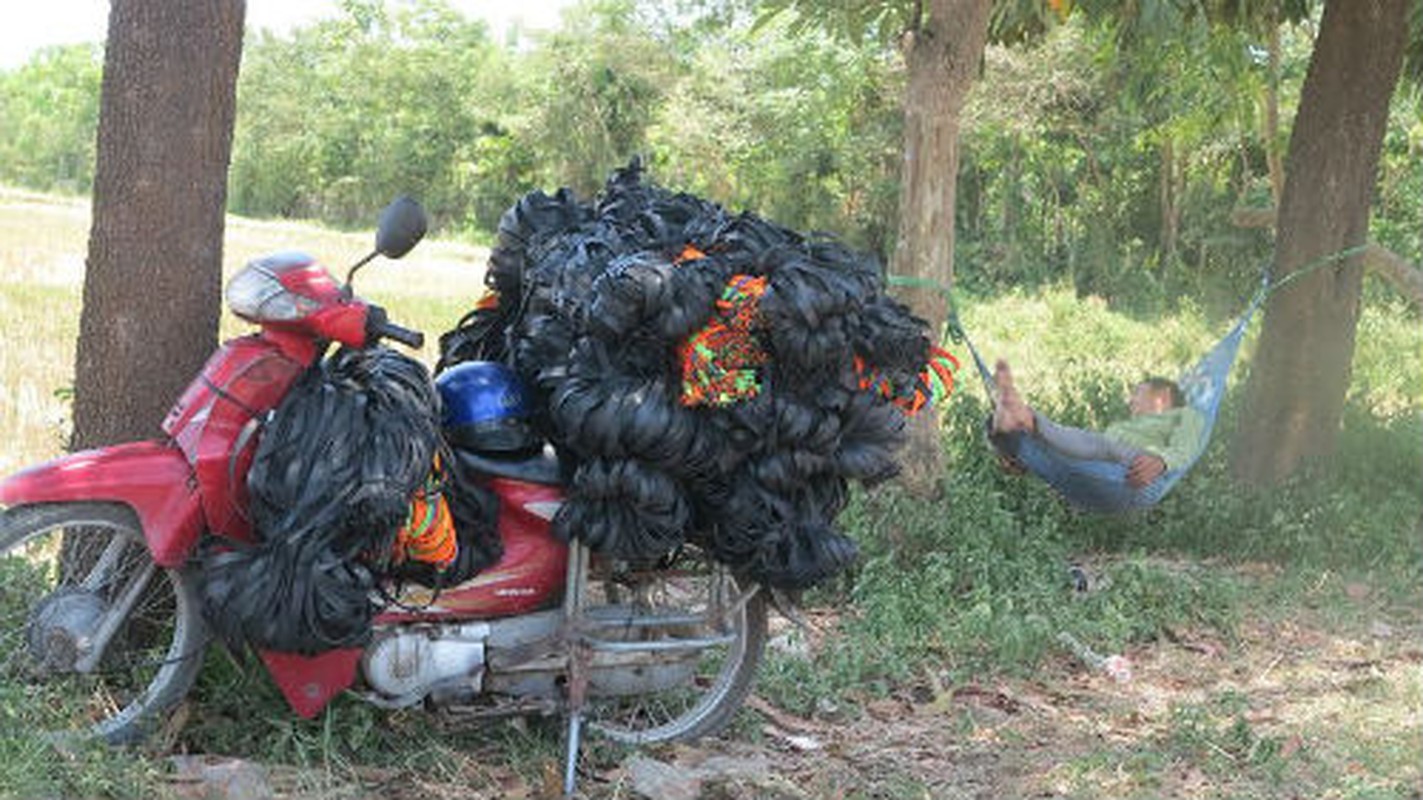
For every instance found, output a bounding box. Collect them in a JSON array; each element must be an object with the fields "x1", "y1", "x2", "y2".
[
  {"x1": 1231, "y1": 0, "x2": 1406, "y2": 485},
  {"x1": 73, "y1": 0, "x2": 246, "y2": 450},
  {"x1": 890, "y1": 0, "x2": 993, "y2": 496}
]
